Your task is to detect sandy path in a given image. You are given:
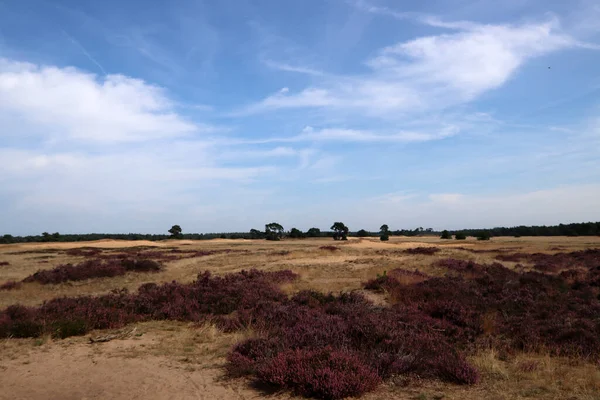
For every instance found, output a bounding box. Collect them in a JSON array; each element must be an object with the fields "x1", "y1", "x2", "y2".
[{"x1": 0, "y1": 336, "x2": 273, "y2": 400}]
